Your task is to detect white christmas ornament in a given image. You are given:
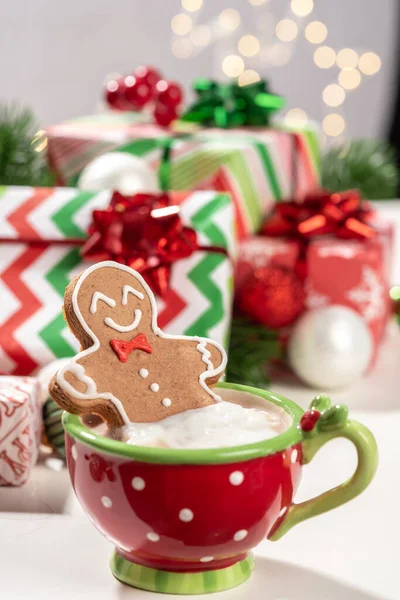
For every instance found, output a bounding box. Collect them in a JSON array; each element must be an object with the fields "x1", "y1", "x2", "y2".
[
  {"x1": 288, "y1": 305, "x2": 373, "y2": 390},
  {"x1": 78, "y1": 152, "x2": 159, "y2": 195}
]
